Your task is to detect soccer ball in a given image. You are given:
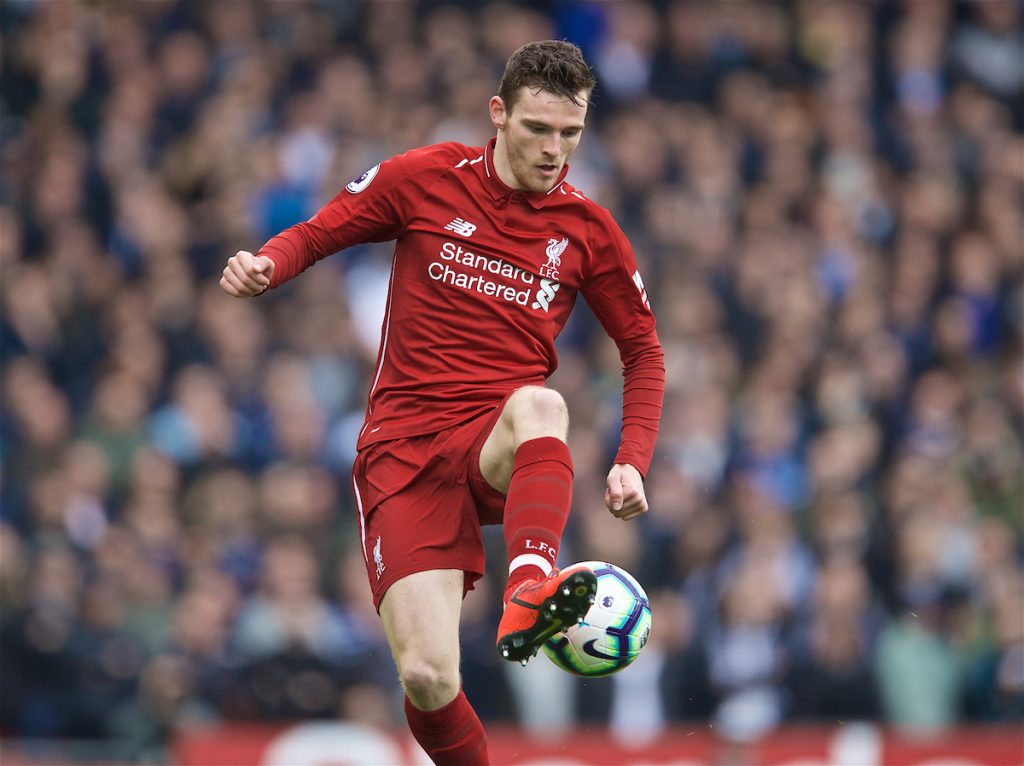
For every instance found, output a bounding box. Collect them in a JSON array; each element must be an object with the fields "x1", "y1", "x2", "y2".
[{"x1": 542, "y1": 561, "x2": 652, "y2": 677}]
